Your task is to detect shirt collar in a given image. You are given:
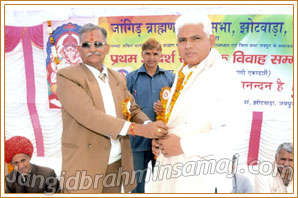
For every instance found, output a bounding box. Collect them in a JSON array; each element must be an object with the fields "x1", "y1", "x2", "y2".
[
  {"x1": 182, "y1": 64, "x2": 196, "y2": 76},
  {"x1": 137, "y1": 64, "x2": 165, "y2": 75},
  {"x1": 85, "y1": 64, "x2": 109, "y2": 81}
]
